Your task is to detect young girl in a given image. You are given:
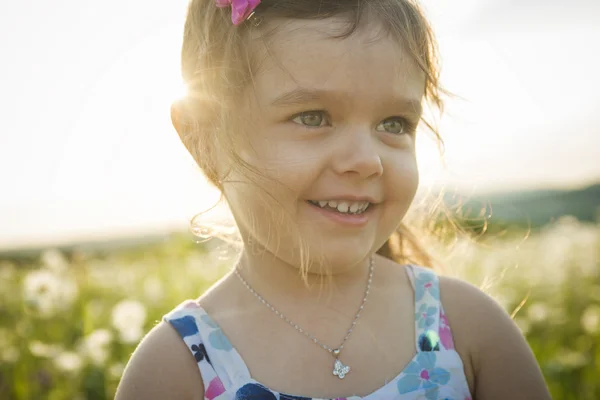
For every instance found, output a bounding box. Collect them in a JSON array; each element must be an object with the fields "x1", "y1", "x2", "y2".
[{"x1": 116, "y1": 0, "x2": 551, "y2": 399}]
